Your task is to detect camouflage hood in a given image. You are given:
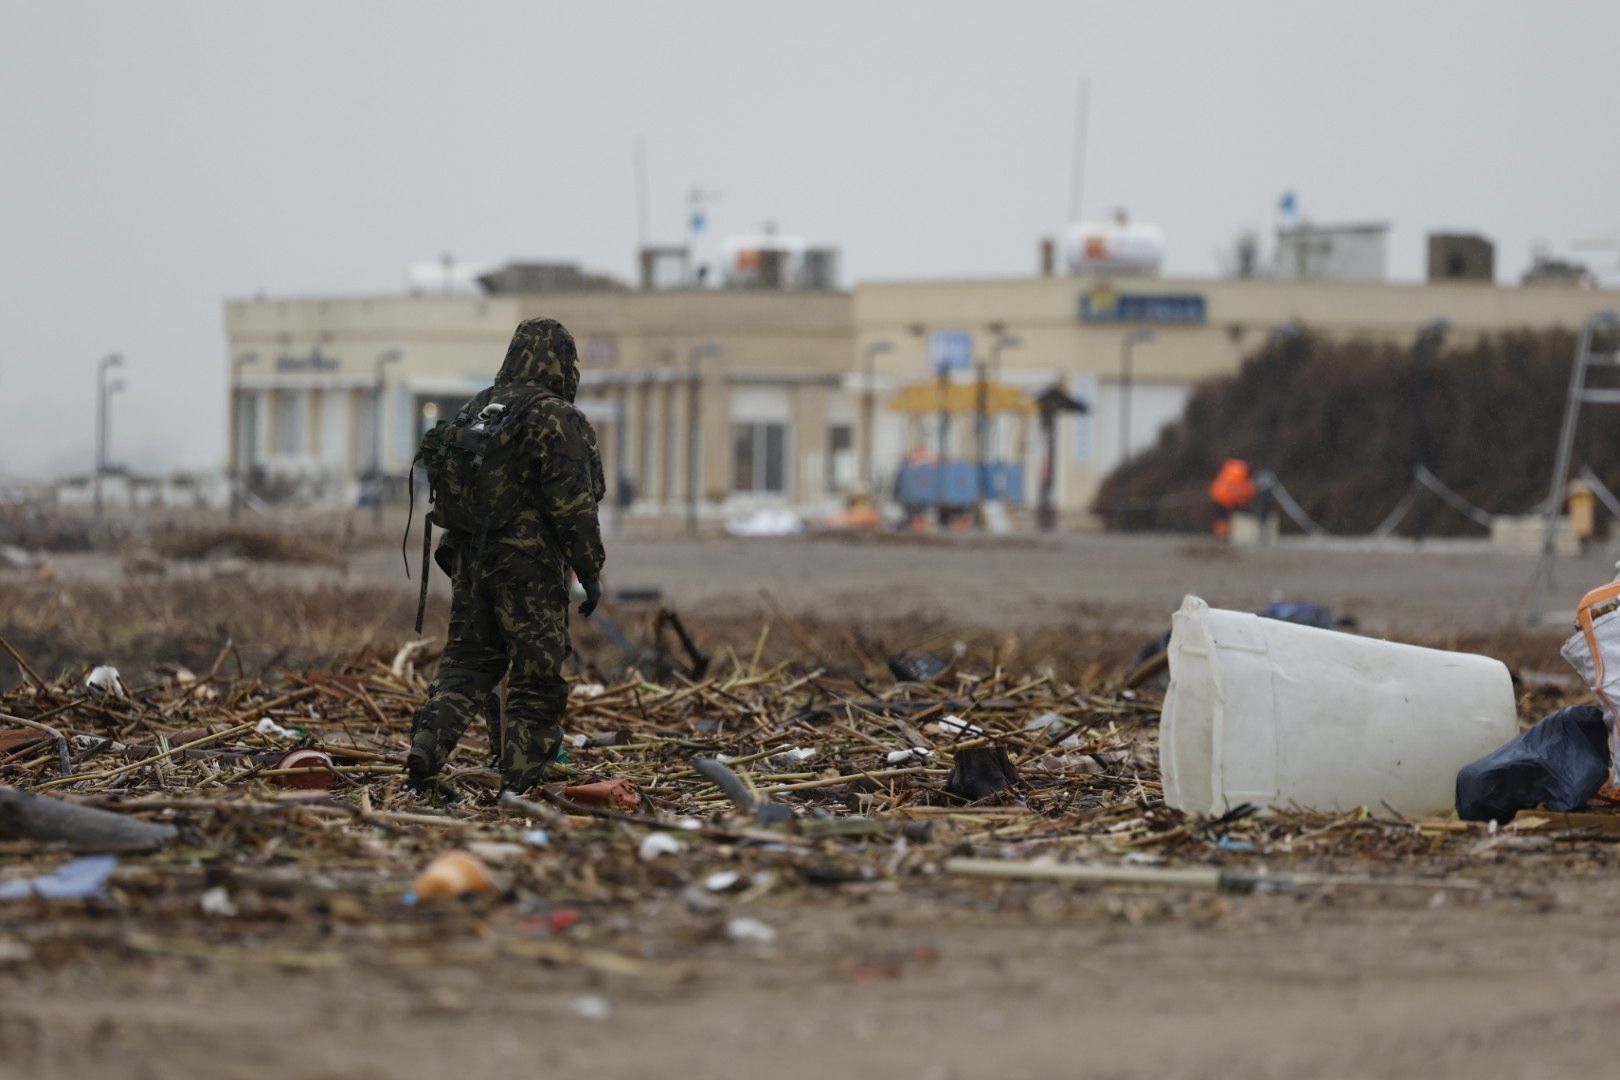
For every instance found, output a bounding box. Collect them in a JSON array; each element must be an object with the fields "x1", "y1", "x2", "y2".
[{"x1": 495, "y1": 317, "x2": 579, "y2": 401}]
